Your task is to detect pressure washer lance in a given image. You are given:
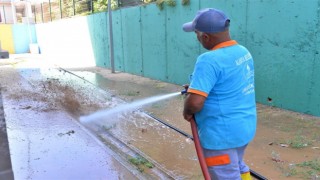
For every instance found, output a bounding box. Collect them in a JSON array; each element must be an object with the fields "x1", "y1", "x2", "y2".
[
  {"x1": 181, "y1": 89, "x2": 188, "y2": 95},
  {"x1": 176, "y1": 89, "x2": 267, "y2": 180}
]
